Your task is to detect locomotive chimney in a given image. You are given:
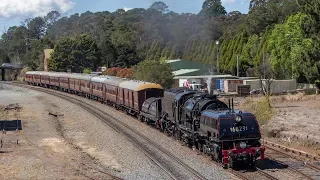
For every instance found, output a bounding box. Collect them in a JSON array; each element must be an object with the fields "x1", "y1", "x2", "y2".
[
  {"x1": 231, "y1": 98, "x2": 234, "y2": 113},
  {"x1": 228, "y1": 98, "x2": 231, "y2": 112}
]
